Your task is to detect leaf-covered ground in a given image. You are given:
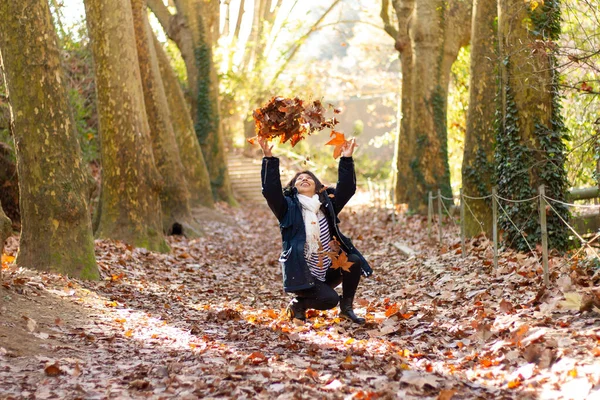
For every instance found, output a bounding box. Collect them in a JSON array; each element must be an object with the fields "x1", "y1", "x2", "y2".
[{"x1": 1, "y1": 199, "x2": 600, "y2": 399}]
